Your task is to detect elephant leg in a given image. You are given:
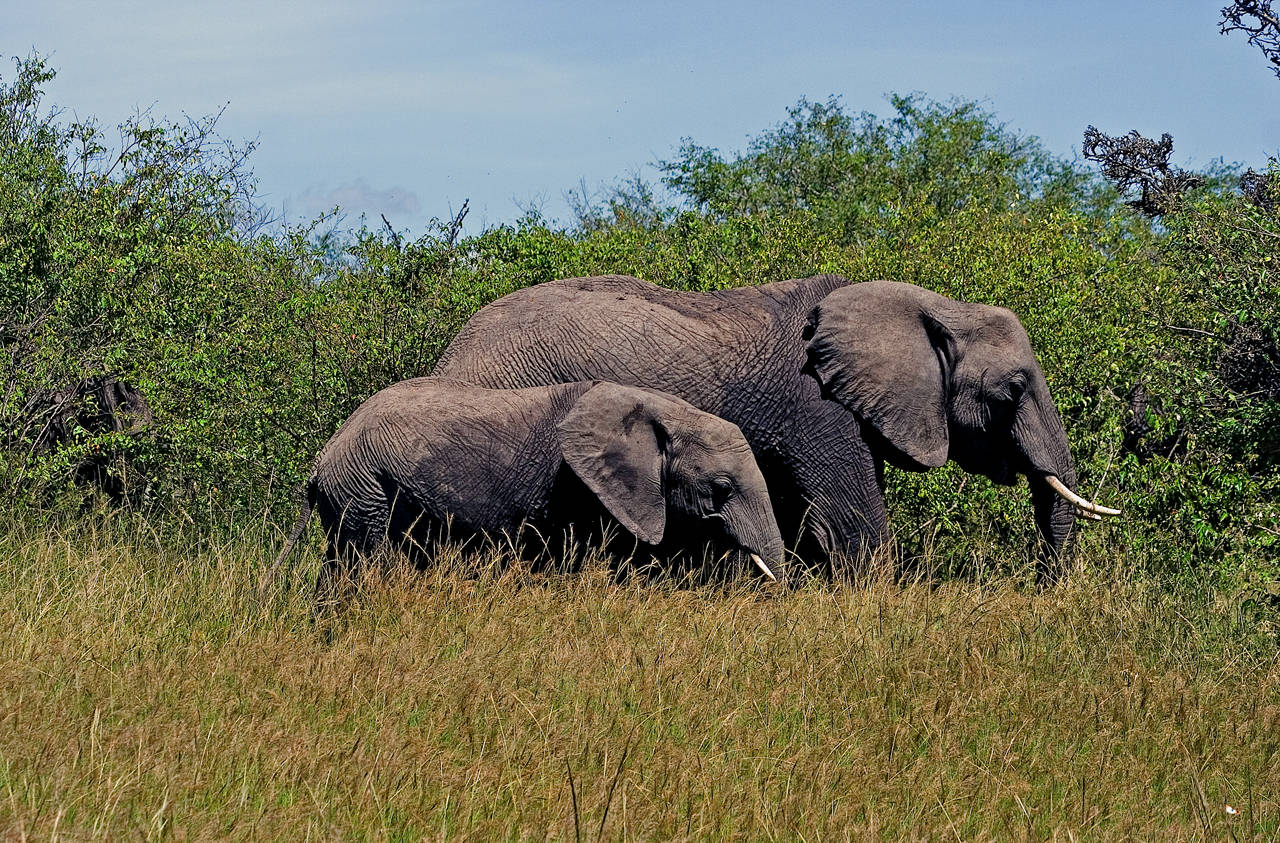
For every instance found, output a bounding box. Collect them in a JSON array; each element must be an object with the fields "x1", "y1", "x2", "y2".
[
  {"x1": 775, "y1": 404, "x2": 889, "y2": 576},
  {"x1": 313, "y1": 540, "x2": 354, "y2": 615},
  {"x1": 313, "y1": 518, "x2": 380, "y2": 615}
]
